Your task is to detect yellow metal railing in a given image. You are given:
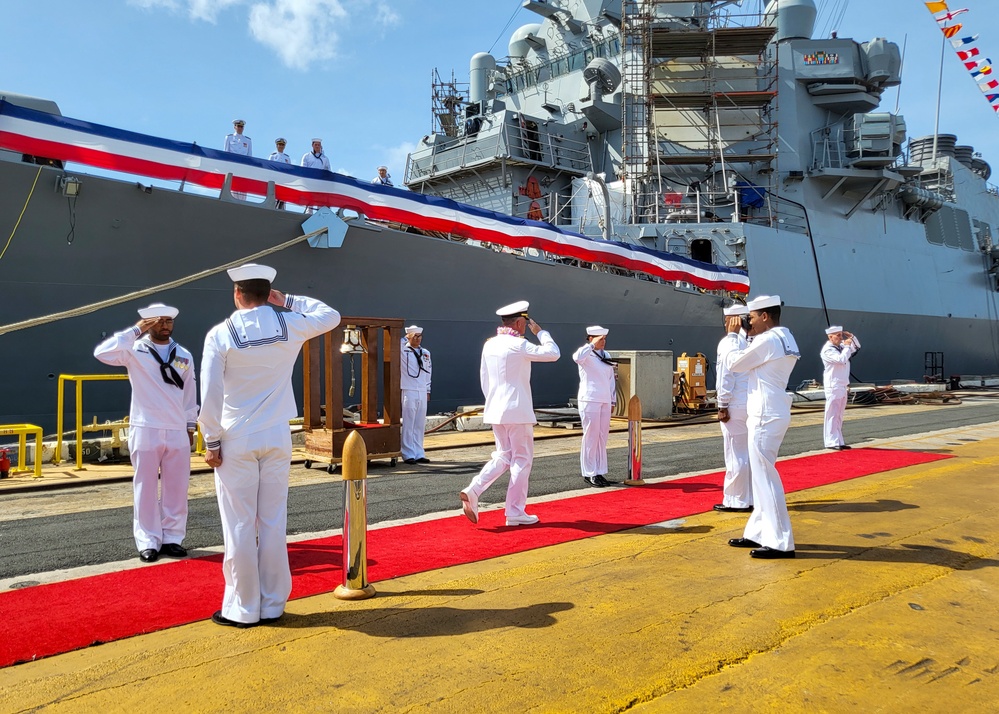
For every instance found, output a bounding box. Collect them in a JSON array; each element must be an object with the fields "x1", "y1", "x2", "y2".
[
  {"x1": 55, "y1": 374, "x2": 130, "y2": 471},
  {"x1": 0, "y1": 424, "x2": 43, "y2": 478}
]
